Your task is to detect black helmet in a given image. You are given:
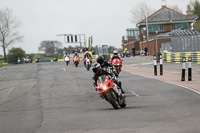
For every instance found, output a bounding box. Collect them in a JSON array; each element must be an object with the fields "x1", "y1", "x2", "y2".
[
  {"x1": 92, "y1": 63, "x2": 101, "y2": 74},
  {"x1": 75, "y1": 52, "x2": 77, "y2": 55},
  {"x1": 97, "y1": 56, "x2": 104, "y2": 64}
]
